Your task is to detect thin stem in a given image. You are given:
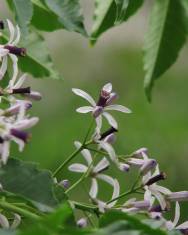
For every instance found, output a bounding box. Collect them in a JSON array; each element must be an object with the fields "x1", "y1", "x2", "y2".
[
  {"x1": 72, "y1": 201, "x2": 98, "y2": 214},
  {"x1": 0, "y1": 200, "x2": 40, "y2": 221},
  {"x1": 107, "y1": 185, "x2": 142, "y2": 204},
  {"x1": 66, "y1": 172, "x2": 87, "y2": 194}
]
